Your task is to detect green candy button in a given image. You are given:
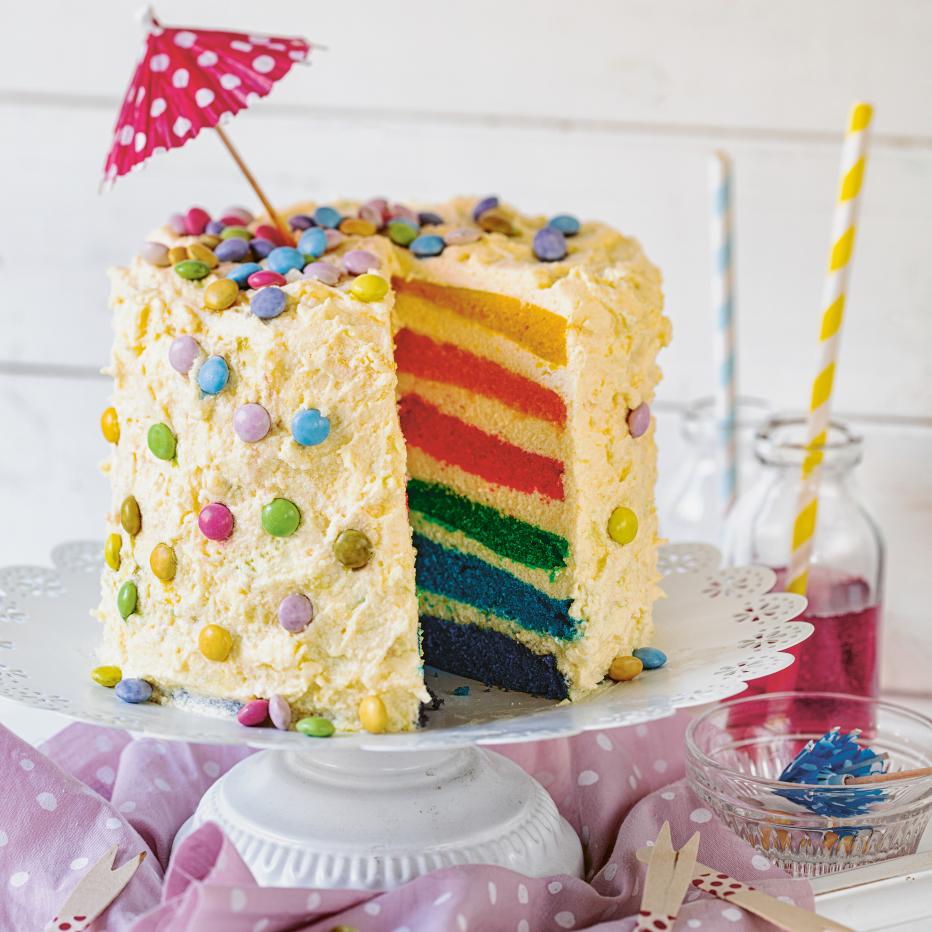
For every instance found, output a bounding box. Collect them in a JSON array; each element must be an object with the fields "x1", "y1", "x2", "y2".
[
  {"x1": 262, "y1": 498, "x2": 300, "y2": 537},
  {"x1": 148, "y1": 423, "x2": 176, "y2": 461},
  {"x1": 296, "y1": 716, "x2": 335, "y2": 738},
  {"x1": 174, "y1": 259, "x2": 211, "y2": 280},
  {"x1": 117, "y1": 580, "x2": 137, "y2": 619}
]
